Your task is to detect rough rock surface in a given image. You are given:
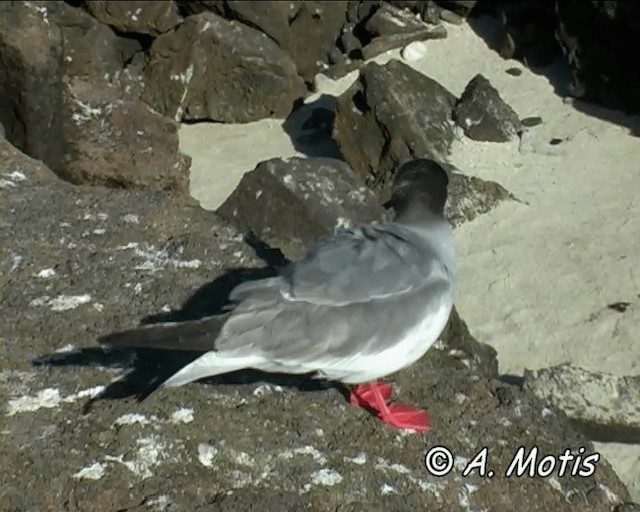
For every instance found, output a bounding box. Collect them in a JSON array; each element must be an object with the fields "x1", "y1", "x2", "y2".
[
  {"x1": 436, "y1": 1, "x2": 478, "y2": 17},
  {"x1": 454, "y1": 74, "x2": 522, "y2": 142},
  {"x1": 555, "y1": 1, "x2": 640, "y2": 114},
  {"x1": 445, "y1": 168, "x2": 516, "y2": 227},
  {"x1": 0, "y1": 2, "x2": 190, "y2": 191},
  {"x1": 0, "y1": 1, "x2": 65, "y2": 172},
  {"x1": 0, "y1": 135, "x2": 59, "y2": 188},
  {"x1": 53, "y1": 2, "x2": 143, "y2": 81},
  {"x1": 142, "y1": 12, "x2": 305, "y2": 123},
  {"x1": 333, "y1": 59, "x2": 457, "y2": 194},
  {"x1": 207, "y1": 1, "x2": 350, "y2": 82},
  {"x1": 61, "y1": 76, "x2": 191, "y2": 191},
  {"x1": 216, "y1": 157, "x2": 386, "y2": 259},
  {"x1": 1, "y1": 142, "x2": 633, "y2": 510},
  {"x1": 85, "y1": 0, "x2": 183, "y2": 36},
  {"x1": 332, "y1": 60, "x2": 515, "y2": 224},
  {"x1": 523, "y1": 364, "x2": 640, "y2": 443},
  {"x1": 495, "y1": 1, "x2": 560, "y2": 68},
  {"x1": 361, "y1": 3, "x2": 448, "y2": 60},
  {"x1": 387, "y1": 1, "x2": 477, "y2": 22}
]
